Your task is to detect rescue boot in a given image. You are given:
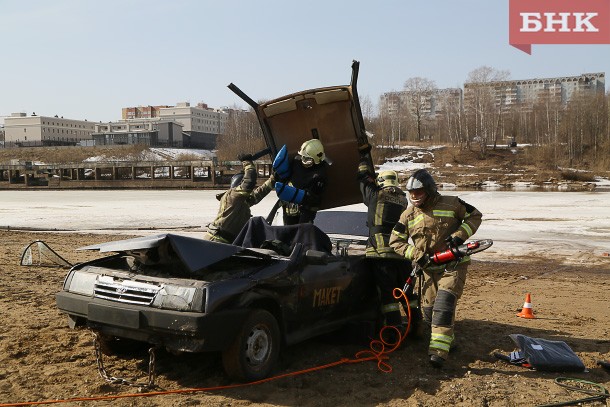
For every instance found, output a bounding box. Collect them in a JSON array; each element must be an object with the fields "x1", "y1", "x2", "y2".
[{"x1": 429, "y1": 354, "x2": 445, "y2": 368}]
